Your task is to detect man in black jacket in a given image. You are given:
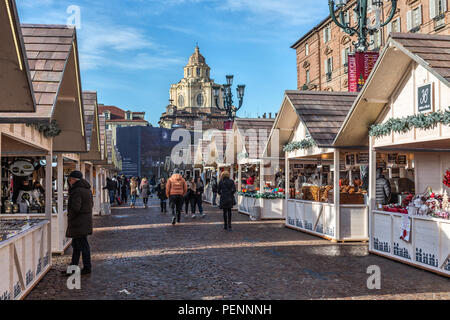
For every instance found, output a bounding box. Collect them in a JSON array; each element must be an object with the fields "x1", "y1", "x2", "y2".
[
  {"x1": 64, "y1": 171, "x2": 93, "y2": 275},
  {"x1": 211, "y1": 174, "x2": 218, "y2": 206},
  {"x1": 376, "y1": 168, "x2": 391, "y2": 206}
]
